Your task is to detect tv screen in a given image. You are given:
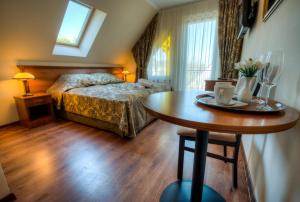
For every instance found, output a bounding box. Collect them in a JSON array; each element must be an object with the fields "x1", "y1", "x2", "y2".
[{"x1": 237, "y1": 0, "x2": 258, "y2": 39}]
